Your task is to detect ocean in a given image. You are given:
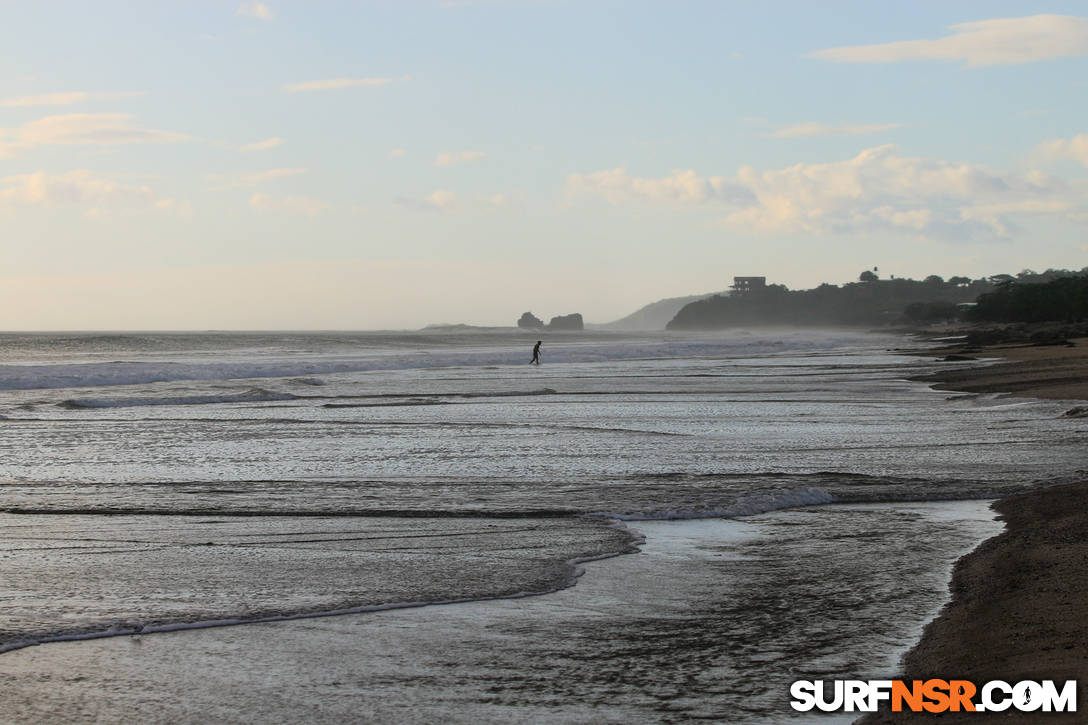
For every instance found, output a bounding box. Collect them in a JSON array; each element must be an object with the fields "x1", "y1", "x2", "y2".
[{"x1": 0, "y1": 329, "x2": 1082, "y2": 723}]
